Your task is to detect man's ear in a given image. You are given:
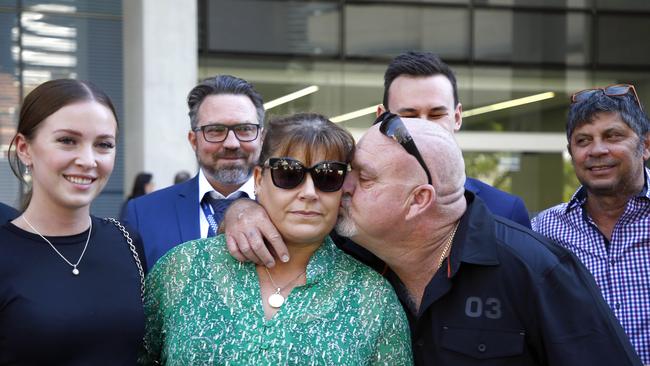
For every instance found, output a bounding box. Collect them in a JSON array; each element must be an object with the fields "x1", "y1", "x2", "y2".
[
  {"x1": 567, "y1": 143, "x2": 573, "y2": 158},
  {"x1": 377, "y1": 104, "x2": 386, "y2": 117},
  {"x1": 188, "y1": 130, "x2": 198, "y2": 152},
  {"x1": 642, "y1": 133, "x2": 650, "y2": 161},
  {"x1": 453, "y1": 103, "x2": 463, "y2": 132},
  {"x1": 405, "y1": 185, "x2": 435, "y2": 221},
  {"x1": 253, "y1": 166, "x2": 263, "y2": 195}
]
